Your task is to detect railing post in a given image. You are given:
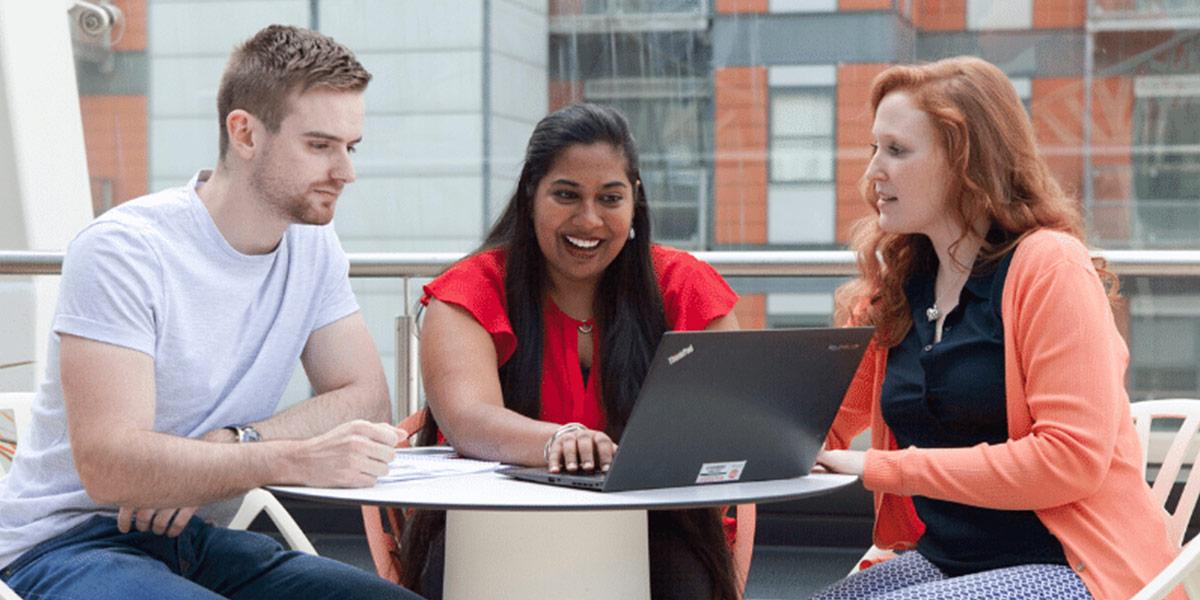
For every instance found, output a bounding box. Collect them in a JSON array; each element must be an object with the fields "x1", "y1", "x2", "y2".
[
  {"x1": 394, "y1": 314, "x2": 419, "y2": 422},
  {"x1": 394, "y1": 277, "x2": 422, "y2": 423}
]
